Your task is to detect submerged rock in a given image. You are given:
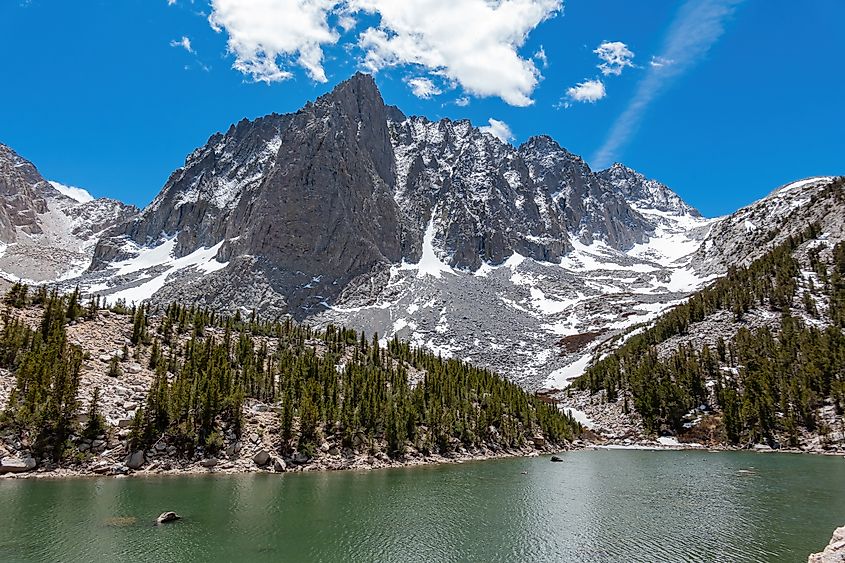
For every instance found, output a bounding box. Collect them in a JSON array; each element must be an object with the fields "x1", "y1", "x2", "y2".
[
  {"x1": 550, "y1": 455, "x2": 564, "y2": 463},
  {"x1": 809, "y1": 525, "x2": 845, "y2": 562}
]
